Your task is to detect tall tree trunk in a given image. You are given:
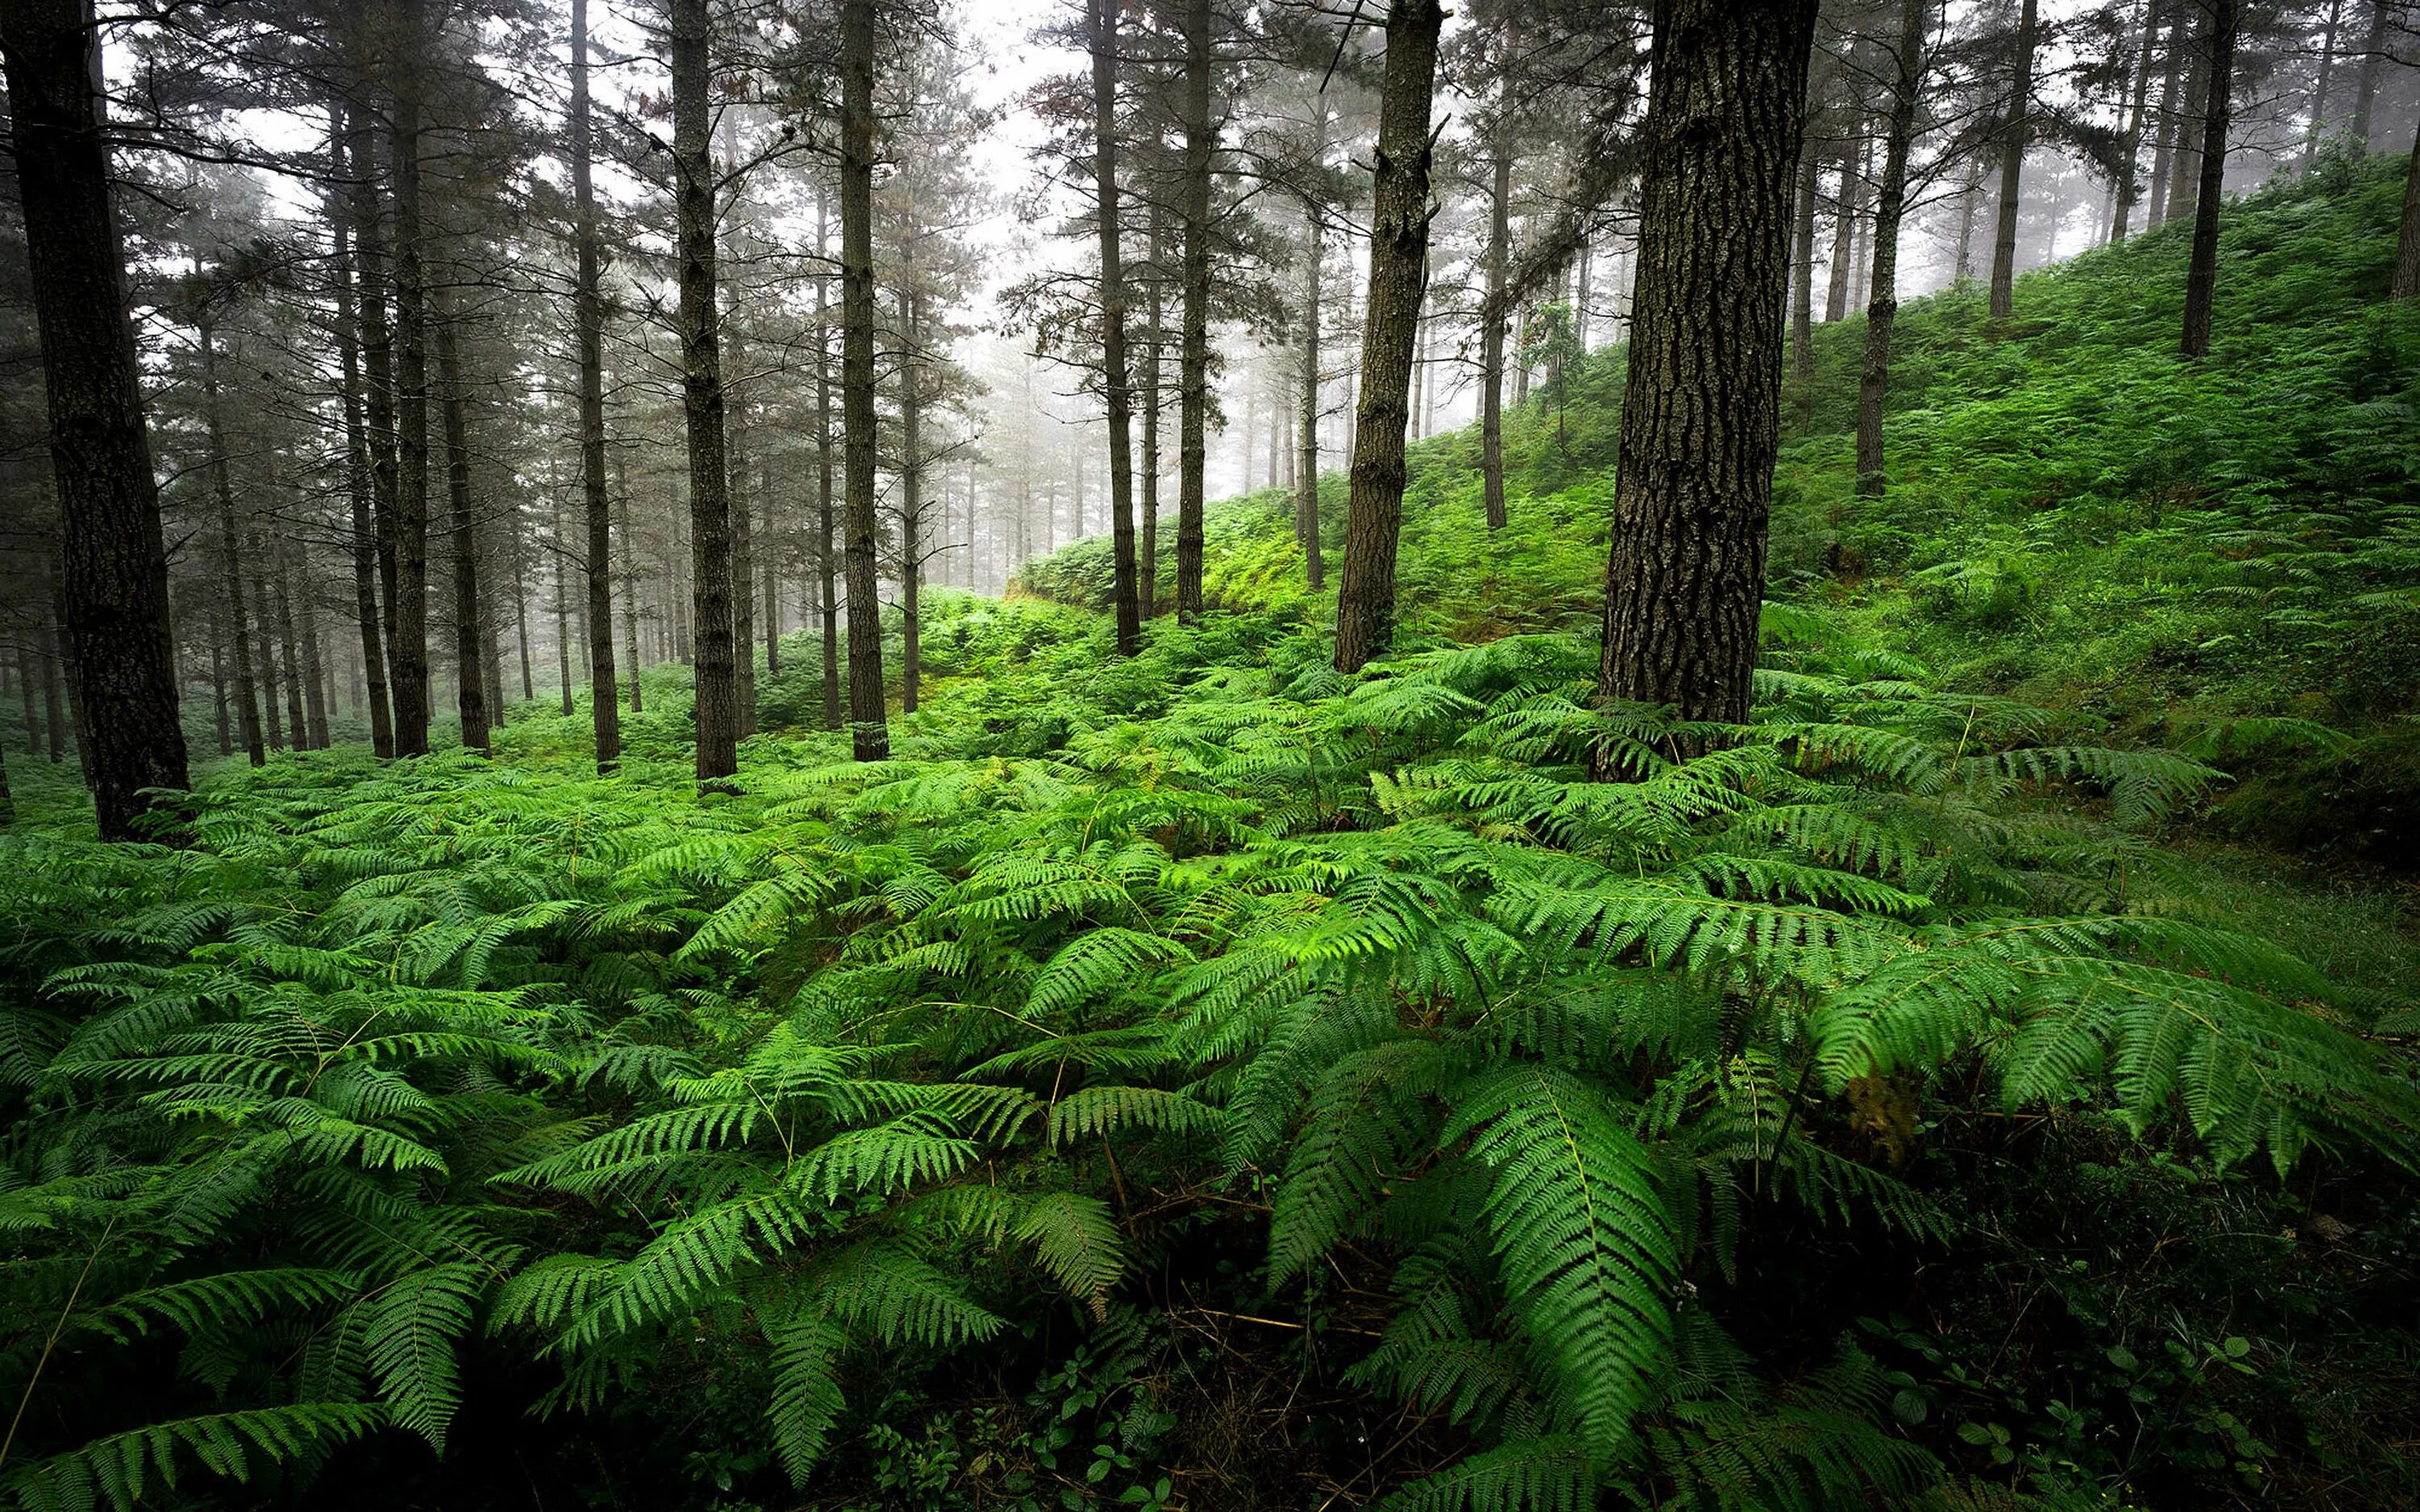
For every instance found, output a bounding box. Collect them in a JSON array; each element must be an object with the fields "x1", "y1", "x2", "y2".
[
  {"x1": 200, "y1": 310, "x2": 266, "y2": 768},
  {"x1": 1824, "y1": 151, "x2": 1856, "y2": 320},
  {"x1": 1091, "y1": 0, "x2": 1141, "y2": 654},
  {"x1": 2179, "y1": 0, "x2": 2238, "y2": 359},
  {"x1": 1175, "y1": 0, "x2": 1213, "y2": 622},
  {"x1": 1594, "y1": 0, "x2": 1817, "y2": 744},
  {"x1": 1856, "y1": 0, "x2": 1927, "y2": 498},
  {"x1": 1788, "y1": 135, "x2": 1818, "y2": 430},
  {"x1": 571, "y1": 0, "x2": 620, "y2": 770},
  {"x1": 1479, "y1": 144, "x2": 1512, "y2": 531},
  {"x1": 389, "y1": 0, "x2": 433, "y2": 757},
  {"x1": 1296, "y1": 198, "x2": 1325, "y2": 589},
  {"x1": 2110, "y1": 0, "x2": 2160, "y2": 241},
  {"x1": 270, "y1": 537, "x2": 308, "y2": 752},
  {"x1": 672, "y1": 0, "x2": 739, "y2": 781},
  {"x1": 1331, "y1": 0, "x2": 1445, "y2": 674},
  {"x1": 816, "y1": 190, "x2": 841, "y2": 730},
  {"x1": 2301, "y1": 0, "x2": 2345, "y2": 168},
  {"x1": 0, "y1": 0, "x2": 192, "y2": 836},
  {"x1": 507, "y1": 506, "x2": 533, "y2": 703},
  {"x1": 2147, "y1": 11, "x2": 2184, "y2": 228},
  {"x1": 333, "y1": 104, "x2": 394, "y2": 756},
  {"x1": 436, "y1": 300, "x2": 490, "y2": 752},
  {"x1": 253, "y1": 556, "x2": 286, "y2": 753},
  {"x1": 899, "y1": 285, "x2": 924, "y2": 714},
  {"x1": 840, "y1": 0, "x2": 889, "y2": 758},
  {"x1": 2168, "y1": 10, "x2": 2210, "y2": 225},
  {"x1": 1988, "y1": 0, "x2": 2040, "y2": 319},
  {"x1": 1142, "y1": 202, "x2": 1166, "y2": 614},
  {"x1": 2396, "y1": 126, "x2": 2420, "y2": 298},
  {"x1": 292, "y1": 536, "x2": 331, "y2": 748},
  {"x1": 612, "y1": 448, "x2": 645, "y2": 714},
  {"x1": 2350, "y1": 0, "x2": 2389, "y2": 150},
  {"x1": 350, "y1": 105, "x2": 403, "y2": 696},
  {"x1": 205, "y1": 623, "x2": 229, "y2": 756}
]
